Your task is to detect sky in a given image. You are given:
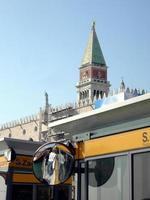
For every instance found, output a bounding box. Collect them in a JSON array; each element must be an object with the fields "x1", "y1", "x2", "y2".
[{"x1": 0, "y1": 0, "x2": 150, "y2": 124}]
